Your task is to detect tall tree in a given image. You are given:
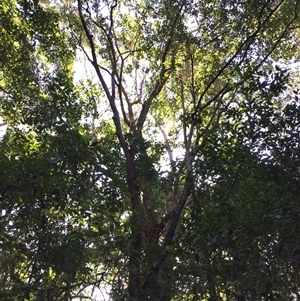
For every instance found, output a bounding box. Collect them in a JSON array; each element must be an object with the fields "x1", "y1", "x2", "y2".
[{"x1": 1, "y1": 0, "x2": 300, "y2": 300}]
